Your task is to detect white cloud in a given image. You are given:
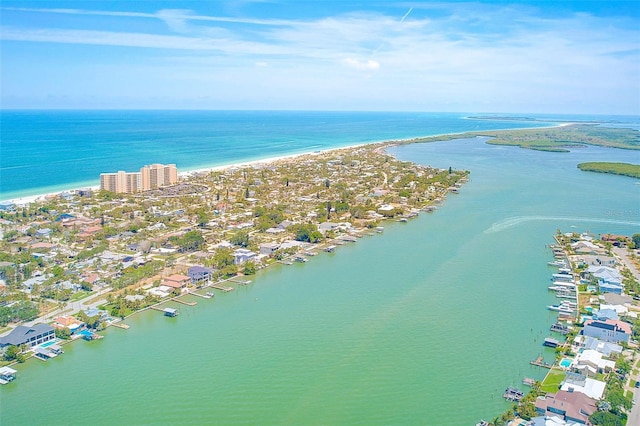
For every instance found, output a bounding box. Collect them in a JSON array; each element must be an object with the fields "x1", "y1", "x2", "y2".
[
  {"x1": 1, "y1": 4, "x2": 638, "y2": 113},
  {"x1": 342, "y1": 58, "x2": 380, "y2": 71}
]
